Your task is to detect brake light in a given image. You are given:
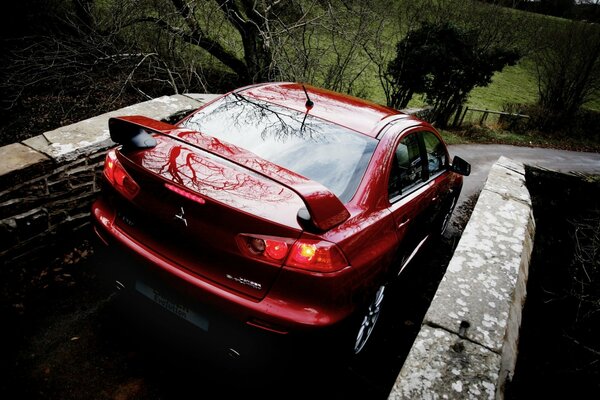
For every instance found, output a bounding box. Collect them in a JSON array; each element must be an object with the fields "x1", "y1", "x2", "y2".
[
  {"x1": 103, "y1": 150, "x2": 139, "y2": 200},
  {"x1": 265, "y1": 239, "x2": 289, "y2": 260},
  {"x1": 287, "y1": 239, "x2": 348, "y2": 273},
  {"x1": 165, "y1": 183, "x2": 206, "y2": 204},
  {"x1": 237, "y1": 234, "x2": 292, "y2": 263},
  {"x1": 237, "y1": 235, "x2": 348, "y2": 272}
]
